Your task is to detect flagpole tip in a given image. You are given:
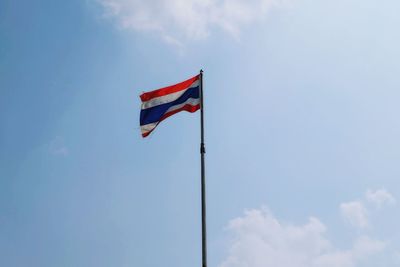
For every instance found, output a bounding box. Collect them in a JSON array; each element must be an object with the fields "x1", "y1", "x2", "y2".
[{"x1": 200, "y1": 69, "x2": 203, "y2": 74}]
